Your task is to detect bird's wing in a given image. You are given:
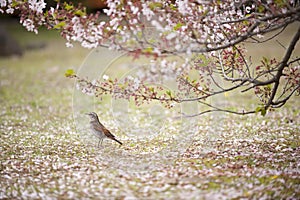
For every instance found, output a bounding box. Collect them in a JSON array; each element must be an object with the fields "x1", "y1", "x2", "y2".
[
  {"x1": 92, "y1": 122, "x2": 117, "y2": 139},
  {"x1": 94, "y1": 126, "x2": 115, "y2": 139},
  {"x1": 102, "y1": 127, "x2": 116, "y2": 139}
]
